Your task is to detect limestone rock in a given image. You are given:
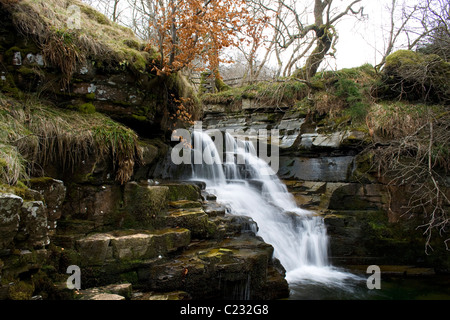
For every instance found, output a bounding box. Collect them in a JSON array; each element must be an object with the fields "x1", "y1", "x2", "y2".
[
  {"x1": 76, "y1": 229, "x2": 191, "y2": 265},
  {"x1": 137, "y1": 234, "x2": 289, "y2": 300},
  {"x1": 90, "y1": 293, "x2": 125, "y2": 300},
  {"x1": 165, "y1": 208, "x2": 215, "y2": 239},
  {"x1": 328, "y1": 183, "x2": 388, "y2": 211},
  {"x1": 79, "y1": 283, "x2": 132, "y2": 300},
  {"x1": 62, "y1": 184, "x2": 122, "y2": 228},
  {"x1": 110, "y1": 233, "x2": 152, "y2": 260},
  {"x1": 28, "y1": 178, "x2": 66, "y2": 234},
  {"x1": 312, "y1": 131, "x2": 350, "y2": 149},
  {"x1": 123, "y1": 182, "x2": 169, "y2": 225},
  {"x1": 76, "y1": 233, "x2": 113, "y2": 266},
  {"x1": 0, "y1": 193, "x2": 23, "y2": 251},
  {"x1": 279, "y1": 156, "x2": 354, "y2": 182},
  {"x1": 17, "y1": 201, "x2": 49, "y2": 249}
]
